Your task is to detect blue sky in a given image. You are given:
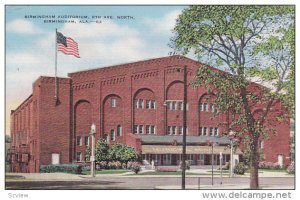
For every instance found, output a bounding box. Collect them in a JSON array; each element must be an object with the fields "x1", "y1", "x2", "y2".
[{"x1": 5, "y1": 5, "x2": 190, "y2": 134}]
